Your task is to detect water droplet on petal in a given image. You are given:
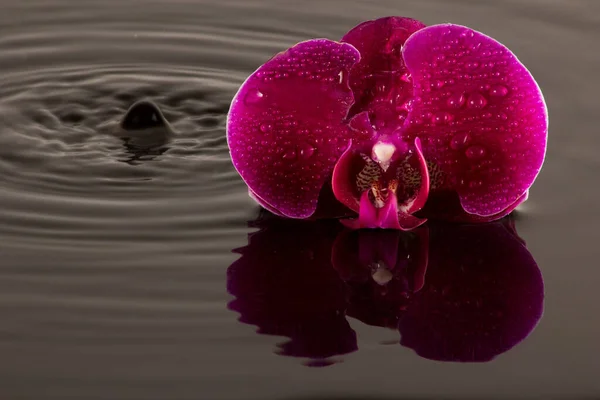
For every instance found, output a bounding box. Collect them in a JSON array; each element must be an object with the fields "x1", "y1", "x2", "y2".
[
  {"x1": 465, "y1": 145, "x2": 486, "y2": 159},
  {"x1": 299, "y1": 144, "x2": 315, "y2": 159},
  {"x1": 431, "y1": 111, "x2": 453, "y2": 125},
  {"x1": 489, "y1": 84, "x2": 509, "y2": 97},
  {"x1": 465, "y1": 61, "x2": 479, "y2": 70},
  {"x1": 244, "y1": 88, "x2": 264, "y2": 105},
  {"x1": 450, "y1": 133, "x2": 470, "y2": 150},
  {"x1": 466, "y1": 92, "x2": 488, "y2": 109},
  {"x1": 447, "y1": 92, "x2": 466, "y2": 109},
  {"x1": 260, "y1": 123, "x2": 272, "y2": 133},
  {"x1": 282, "y1": 150, "x2": 296, "y2": 160}
]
